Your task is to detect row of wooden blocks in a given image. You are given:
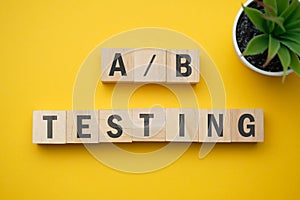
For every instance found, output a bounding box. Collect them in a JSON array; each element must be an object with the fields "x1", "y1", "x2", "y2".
[
  {"x1": 101, "y1": 48, "x2": 200, "y2": 83},
  {"x1": 32, "y1": 109, "x2": 264, "y2": 144}
]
